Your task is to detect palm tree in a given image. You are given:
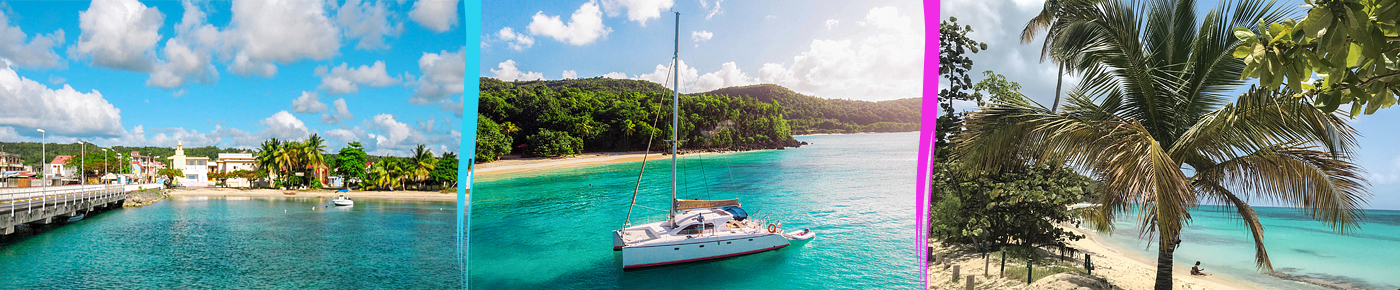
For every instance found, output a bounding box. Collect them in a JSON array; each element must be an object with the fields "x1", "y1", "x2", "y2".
[
  {"x1": 962, "y1": 0, "x2": 1367, "y2": 289},
  {"x1": 304, "y1": 134, "x2": 327, "y2": 186},
  {"x1": 256, "y1": 138, "x2": 282, "y2": 186},
  {"x1": 410, "y1": 144, "x2": 436, "y2": 189},
  {"x1": 1020, "y1": 0, "x2": 1101, "y2": 111}
]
